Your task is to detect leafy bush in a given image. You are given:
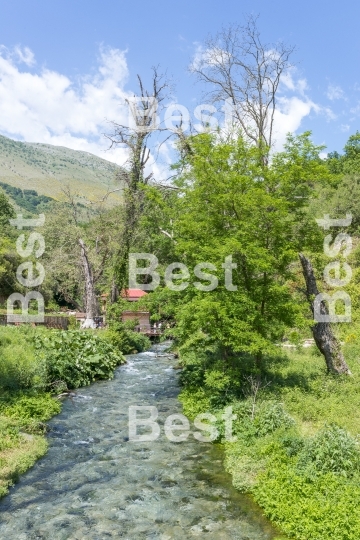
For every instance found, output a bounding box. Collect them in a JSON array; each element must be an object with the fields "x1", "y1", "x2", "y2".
[
  {"x1": 254, "y1": 402, "x2": 295, "y2": 437},
  {"x1": 178, "y1": 363, "x2": 205, "y2": 388},
  {"x1": 278, "y1": 432, "x2": 305, "y2": 457},
  {"x1": 34, "y1": 329, "x2": 126, "y2": 389},
  {"x1": 253, "y1": 466, "x2": 360, "y2": 540},
  {"x1": 297, "y1": 425, "x2": 360, "y2": 478},
  {"x1": 179, "y1": 387, "x2": 211, "y2": 419},
  {"x1": 103, "y1": 323, "x2": 150, "y2": 354}
]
